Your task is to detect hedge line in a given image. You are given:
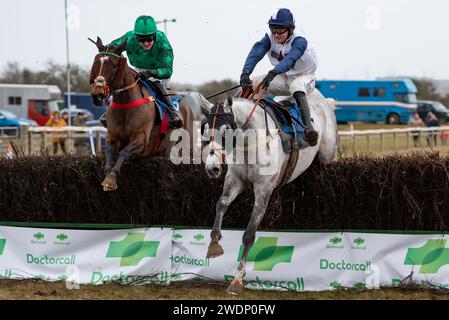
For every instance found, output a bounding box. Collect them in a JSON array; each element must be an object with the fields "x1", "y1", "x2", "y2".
[{"x1": 0, "y1": 153, "x2": 448, "y2": 231}]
